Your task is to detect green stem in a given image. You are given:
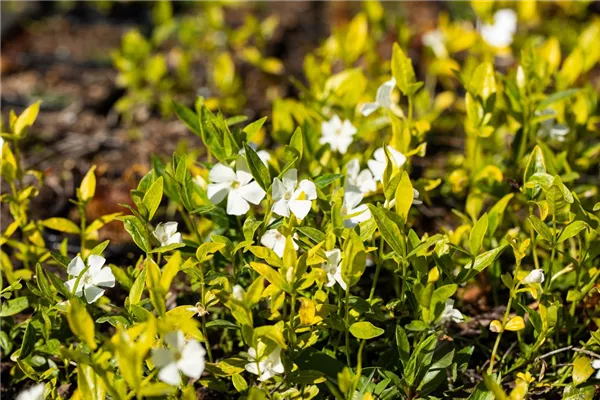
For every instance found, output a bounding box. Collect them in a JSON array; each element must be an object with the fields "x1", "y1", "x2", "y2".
[
  {"x1": 488, "y1": 285, "x2": 518, "y2": 374},
  {"x1": 199, "y1": 264, "x2": 213, "y2": 363},
  {"x1": 368, "y1": 236, "x2": 385, "y2": 301},
  {"x1": 544, "y1": 212, "x2": 557, "y2": 292},
  {"x1": 344, "y1": 286, "x2": 351, "y2": 367},
  {"x1": 528, "y1": 206, "x2": 540, "y2": 270}
]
